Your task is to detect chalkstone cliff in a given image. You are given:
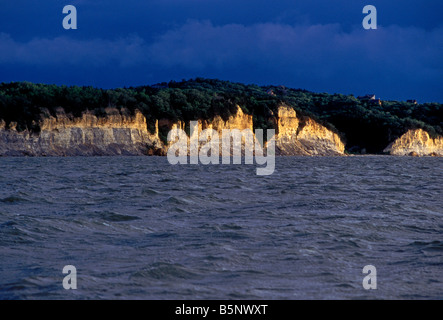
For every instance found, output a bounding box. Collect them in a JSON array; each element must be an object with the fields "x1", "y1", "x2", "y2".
[
  {"x1": 384, "y1": 129, "x2": 443, "y2": 156},
  {"x1": 0, "y1": 106, "x2": 345, "y2": 156}
]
